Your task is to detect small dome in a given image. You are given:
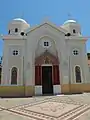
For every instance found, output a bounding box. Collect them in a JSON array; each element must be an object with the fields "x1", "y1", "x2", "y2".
[
  {"x1": 63, "y1": 19, "x2": 77, "y2": 25},
  {"x1": 13, "y1": 18, "x2": 28, "y2": 24},
  {"x1": 8, "y1": 18, "x2": 30, "y2": 35}
]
